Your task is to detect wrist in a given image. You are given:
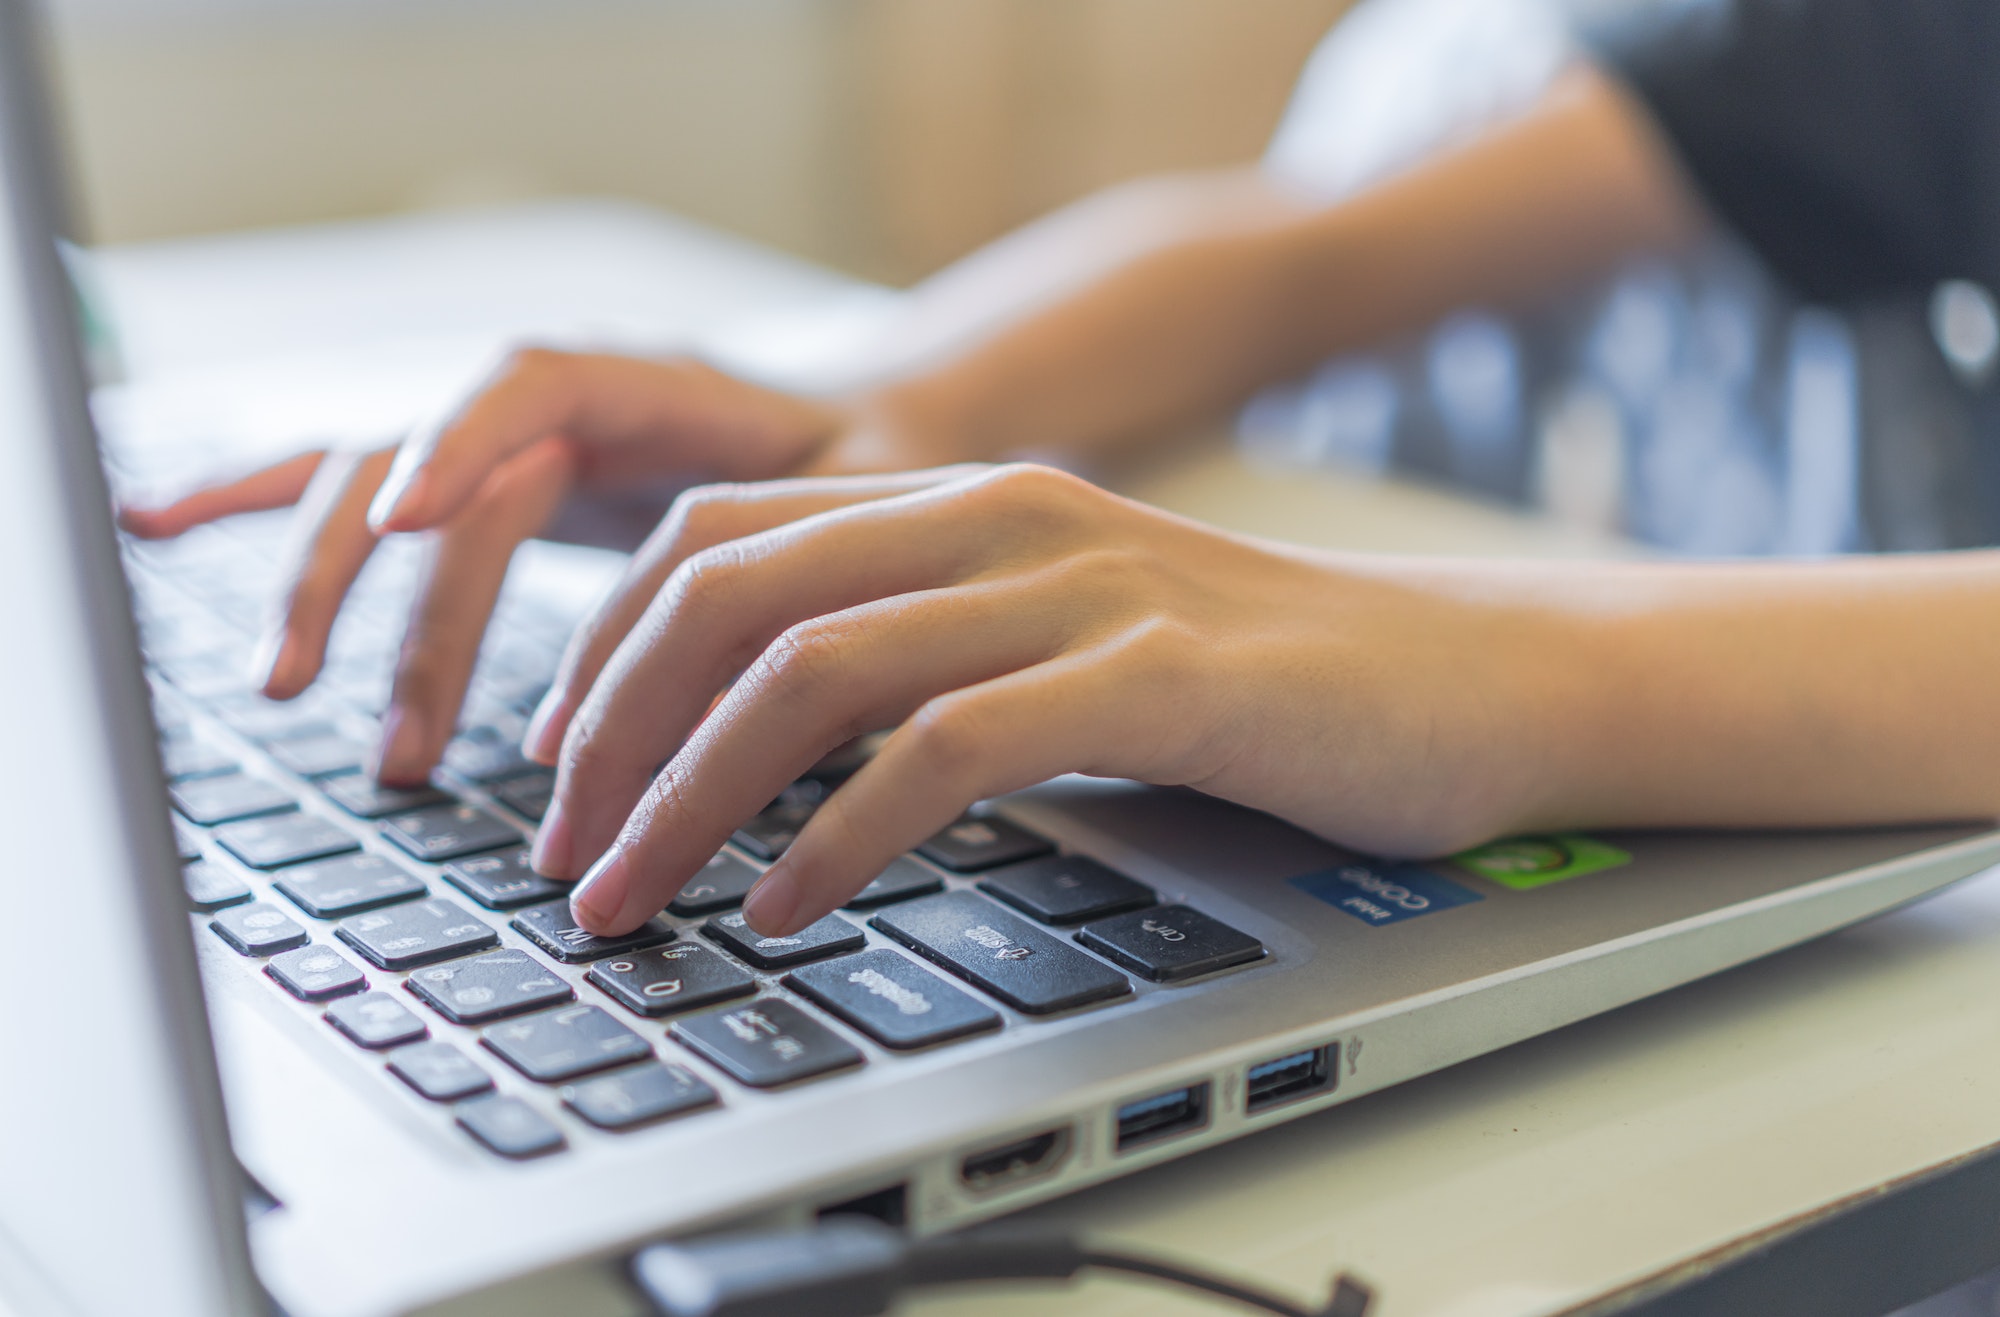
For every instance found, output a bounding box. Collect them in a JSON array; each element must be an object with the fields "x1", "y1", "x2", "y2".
[{"x1": 815, "y1": 376, "x2": 989, "y2": 474}]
